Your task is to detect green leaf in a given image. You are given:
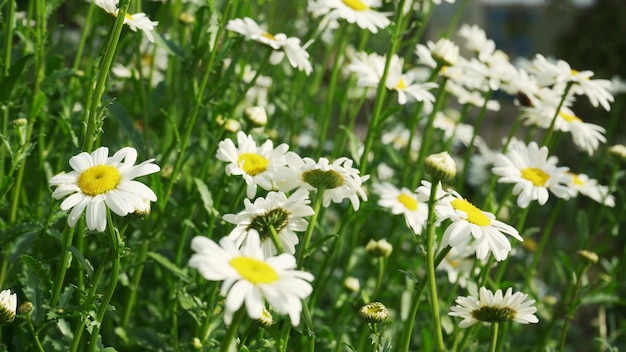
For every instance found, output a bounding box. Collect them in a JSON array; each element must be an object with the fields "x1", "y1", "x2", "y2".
[
  {"x1": 68, "y1": 246, "x2": 94, "y2": 277},
  {"x1": 0, "y1": 54, "x2": 33, "y2": 103},
  {"x1": 0, "y1": 222, "x2": 42, "y2": 246},
  {"x1": 193, "y1": 178, "x2": 219, "y2": 218},
  {"x1": 147, "y1": 252, "x2": 191, "y2": 283}
]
